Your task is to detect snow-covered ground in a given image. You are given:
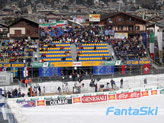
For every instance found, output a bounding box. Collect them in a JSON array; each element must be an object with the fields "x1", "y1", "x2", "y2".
[{"x1": 20, "y1": 95, "x2": 164, "y2": 123}]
